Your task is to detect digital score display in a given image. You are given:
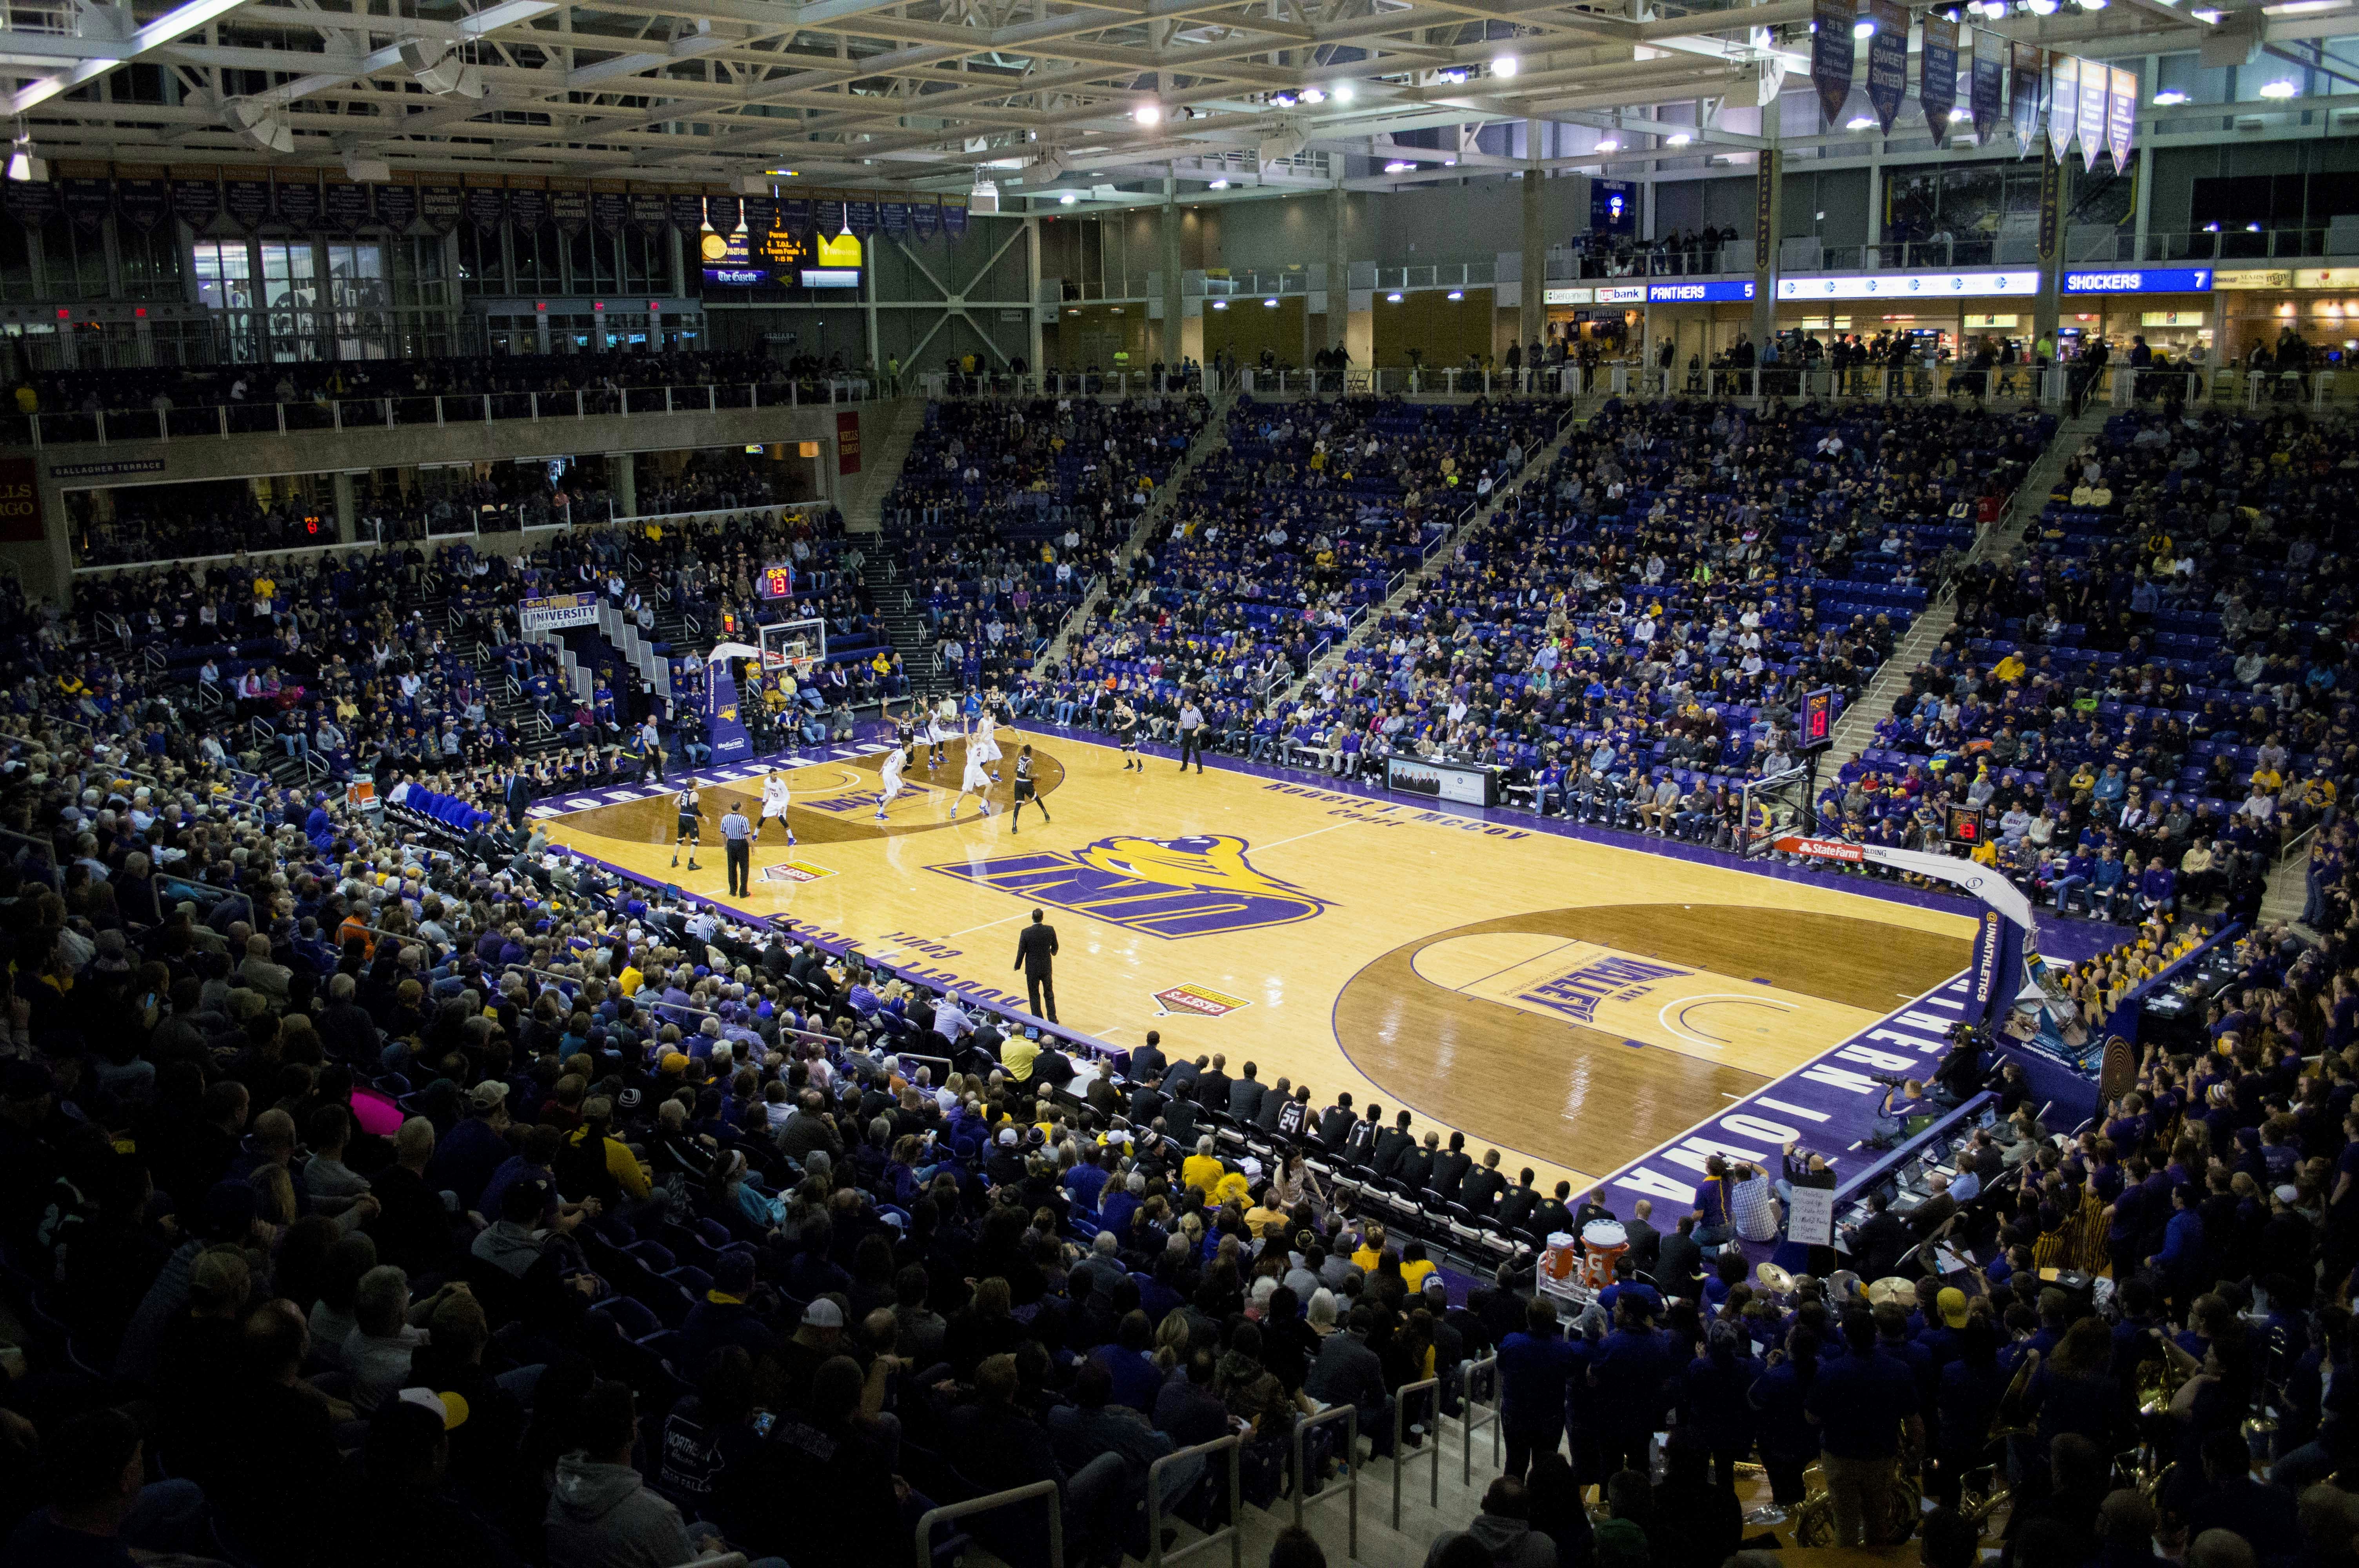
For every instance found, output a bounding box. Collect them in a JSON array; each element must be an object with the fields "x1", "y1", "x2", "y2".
[
  {"x1": 758, "y1": 563, "x2": 794, "y2": 600},
  {"x1": 1801, "y1": 687, "x2": 1836, "y2": 750},
  {"x1": 699, "y1": 227, "x2": 814, "y2": 288},
  {"x1": 1946, "y1": 804, "x2": 1987, "y2": 846}
]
